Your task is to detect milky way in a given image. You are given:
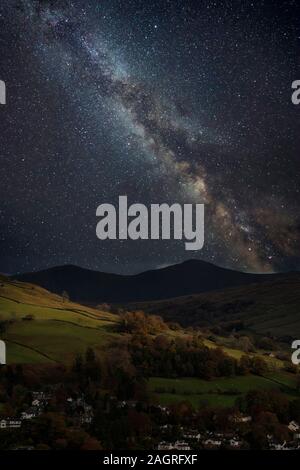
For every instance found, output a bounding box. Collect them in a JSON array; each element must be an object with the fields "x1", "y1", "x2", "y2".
[{"x1": 0, "y1": 0, "x2": 299, "y2": 274}]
